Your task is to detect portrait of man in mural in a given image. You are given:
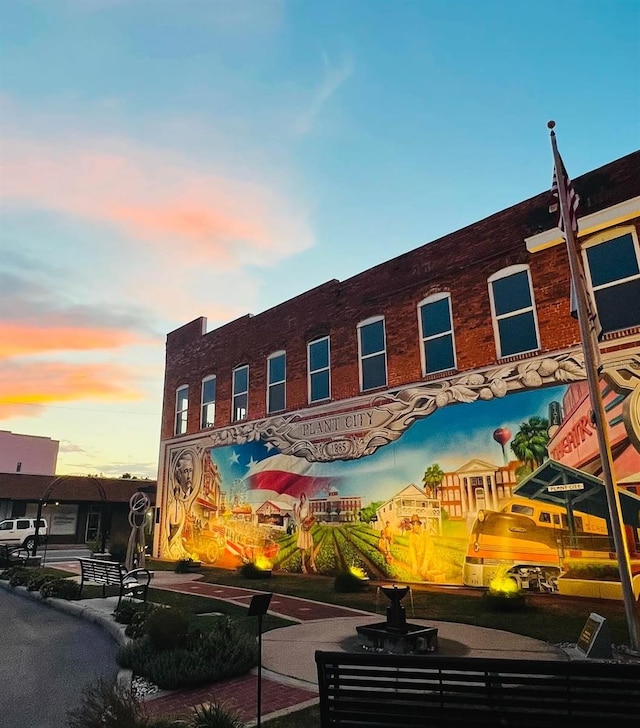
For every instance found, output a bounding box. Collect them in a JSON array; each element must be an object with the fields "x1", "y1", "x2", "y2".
[
  {"x1": 174, "y1": 451, "x2": 195, "y2": 499},
  {"x1": 293, "y1": 491, "x2": 317, "y2": 573},
  {"x1": 408, "y1": 514, "x2": 433, "y2": 579}
]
